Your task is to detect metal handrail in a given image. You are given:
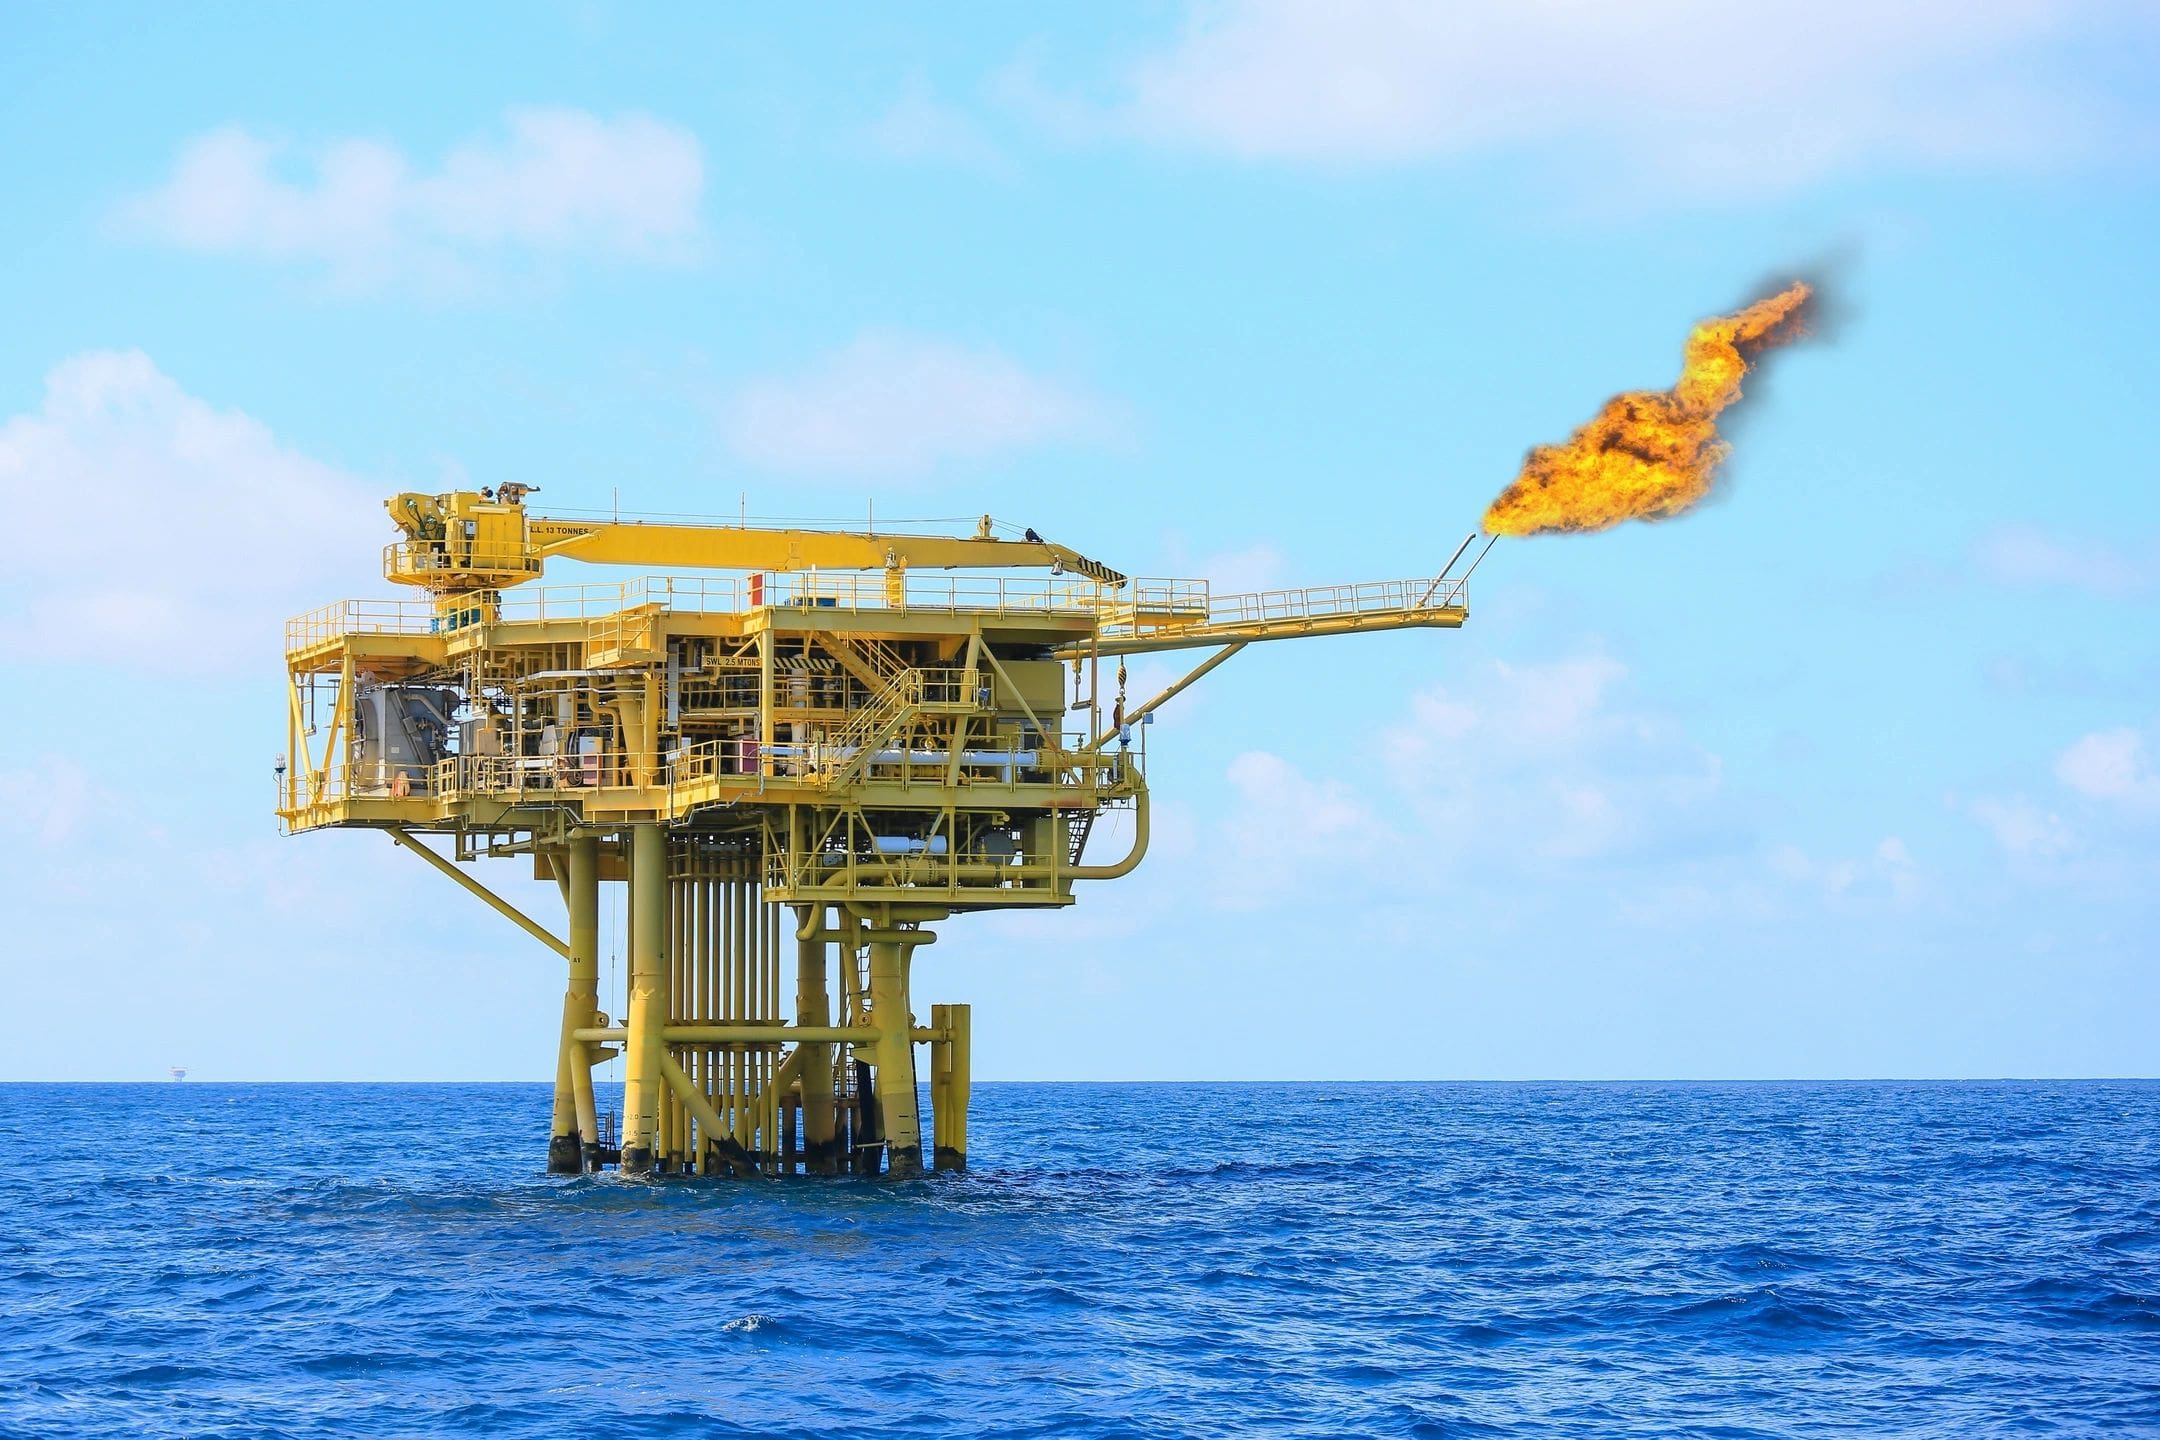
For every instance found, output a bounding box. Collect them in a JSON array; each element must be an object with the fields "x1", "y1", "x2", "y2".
[
  {"x1": 1100, "y1": 575, "x2": 1467, "y2": 636},
  {"x1": 383, "y1": 540, "x2": 540, "y2": 581},
  {"x1": 284, "y1": 599, "x2": 438, "y2": 650},
  {"x1": 287, "y1": 570, "x2": 1459, "y2": 652},
  {"x1": 279, "y1": 724, "x2": 1128, "y2": 810},
  {"x1": 770, "y1": 571, "x2": 1107, "y2": 615}
]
